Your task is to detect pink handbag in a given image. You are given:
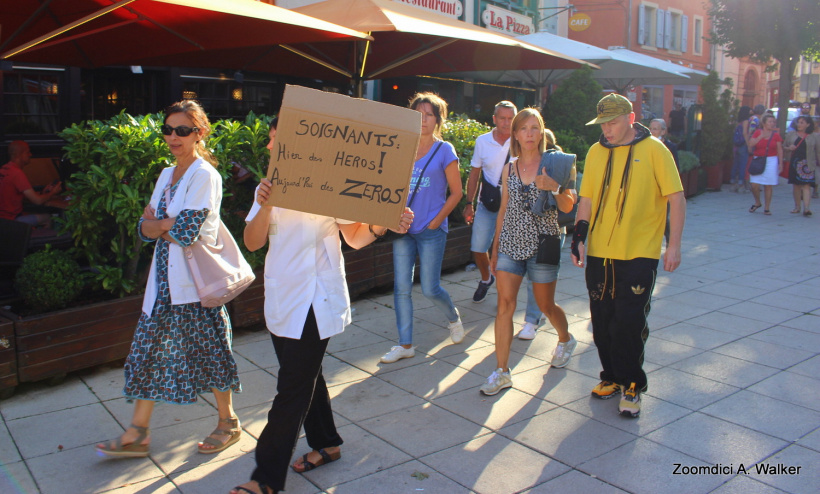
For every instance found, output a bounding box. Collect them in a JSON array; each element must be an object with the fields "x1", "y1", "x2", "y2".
[{"x1": 165, "y1": 188, "x2": 255, "y2": 307}]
